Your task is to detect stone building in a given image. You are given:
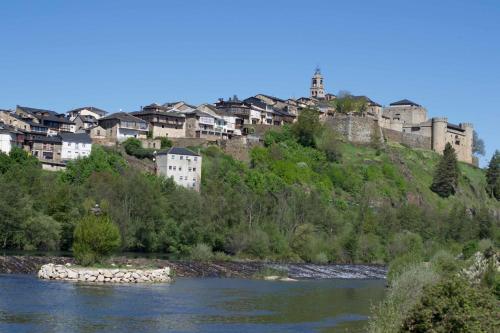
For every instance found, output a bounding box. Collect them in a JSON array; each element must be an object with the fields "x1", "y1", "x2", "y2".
[
  {"x1": 98, "y1": 112, "x2": 148, "y2": 142},
  {"x1": 155, "y1": 147, "x2": 202, "y2": 192},
  {"x1": 131, "y1": 104, "x2": 186, "y2": 138},
  {"x1": 382, "y1": 99, "x2": 428, "y2": 125}
]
